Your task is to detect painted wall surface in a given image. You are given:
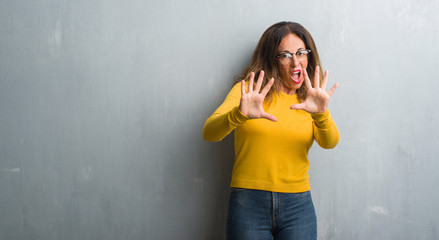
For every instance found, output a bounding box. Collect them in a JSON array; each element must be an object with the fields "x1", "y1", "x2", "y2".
[{"x1": 1, "y1": 0, "x2": 438, "y2": 239}]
